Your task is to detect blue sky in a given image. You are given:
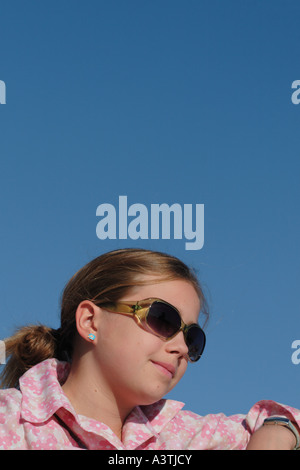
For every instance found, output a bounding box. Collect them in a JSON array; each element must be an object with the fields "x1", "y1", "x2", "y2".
[{"x1": 1, "y1": 0, "x2": 300, "y2": 418}]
